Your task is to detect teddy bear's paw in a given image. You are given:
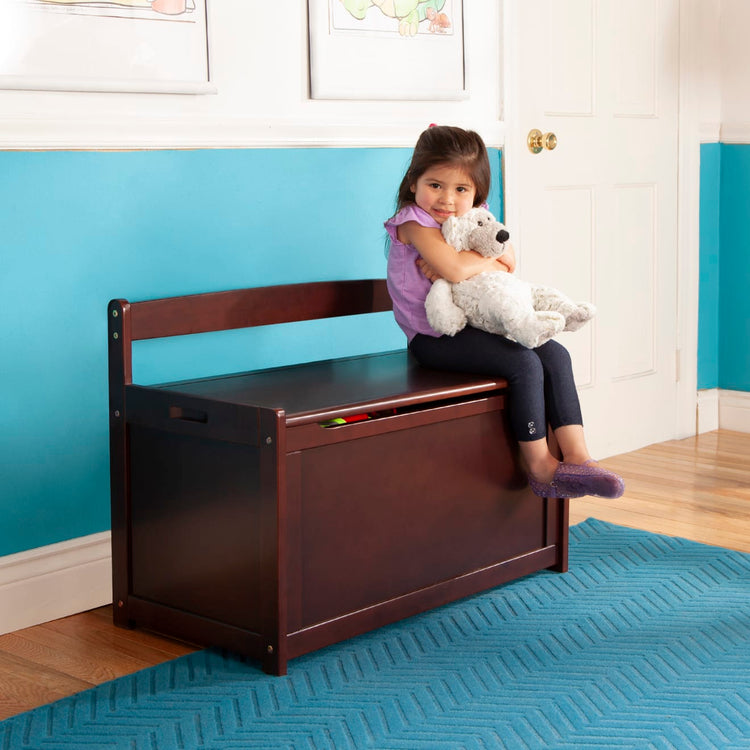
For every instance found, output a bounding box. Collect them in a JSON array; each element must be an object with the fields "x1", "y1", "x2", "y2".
[
  {"x1": 426, "y1": 298, "x2": 467, "y2": 336},
  {"x1": 536, "y1": 310, "x2": 566, "y2": 326},
  {"x1": 564, "y1": 302, "x2": 596, "y2": 332},
  {"x1": 514, "y1": 311, "x2": 565, "y2": 349},
  {"x1": 435, "y1": 308, "x2": 468, "y2": 336},
  {"x1": 425, "y1": 280, "x2": 467, "y2": 336}
]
